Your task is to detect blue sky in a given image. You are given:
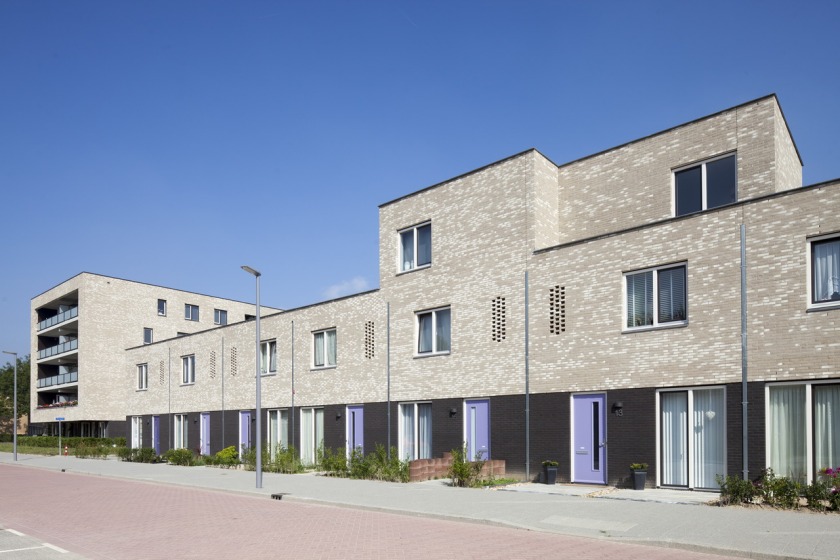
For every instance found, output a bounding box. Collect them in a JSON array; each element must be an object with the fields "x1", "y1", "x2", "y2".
[{"x1": 1, "y1": 0, "x2": 839, "y2": 359}]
